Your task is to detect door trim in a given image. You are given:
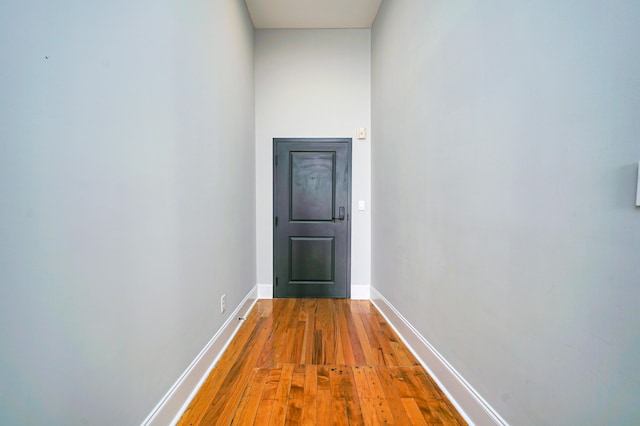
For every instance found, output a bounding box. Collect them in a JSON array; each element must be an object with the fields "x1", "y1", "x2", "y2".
[{"x1": 273, "y1": 138, "x2": 352, "y2": 298}]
